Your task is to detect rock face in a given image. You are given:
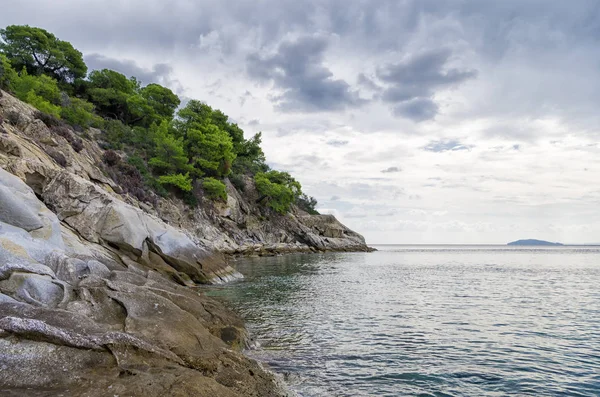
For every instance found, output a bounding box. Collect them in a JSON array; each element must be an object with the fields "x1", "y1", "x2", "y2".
[
  {"x1": 0, "y1": 90, "x2": 369, "y2": 395},
  {"x1": 0, "y1": 162, "x2": 286, "y2": 396}
]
